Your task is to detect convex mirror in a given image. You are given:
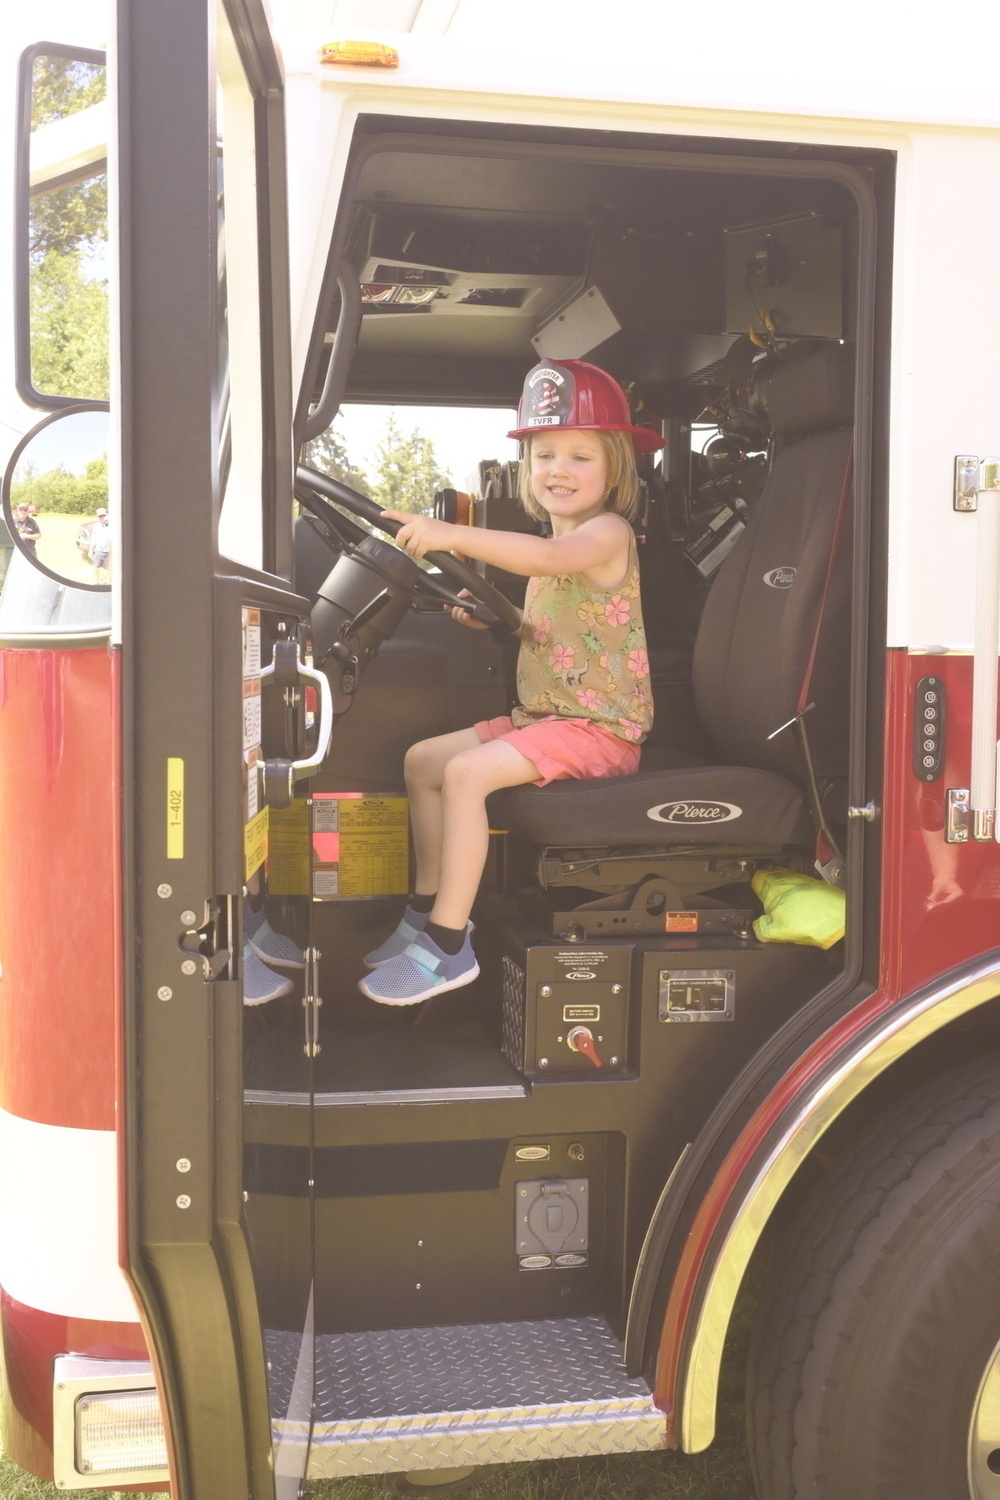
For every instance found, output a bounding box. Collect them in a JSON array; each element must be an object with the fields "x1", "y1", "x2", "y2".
[{"x1": 2, "y1": 407, "x2": 111, "y2": 591}]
